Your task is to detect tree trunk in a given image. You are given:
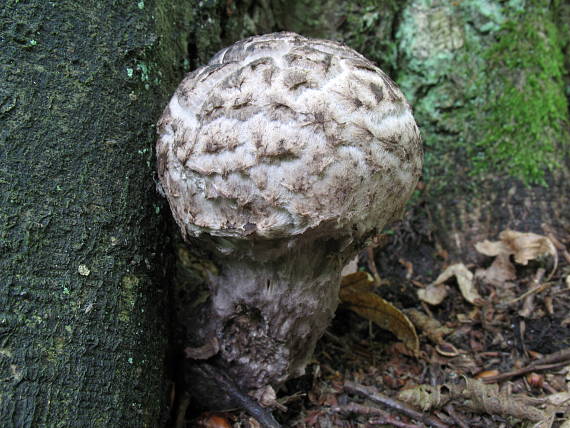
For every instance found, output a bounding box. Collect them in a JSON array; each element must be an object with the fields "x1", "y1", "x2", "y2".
[
  {"x1": 0, "y1": 1, "x2": 193, "y2": 426},
  {"x1": 394, "y1": 0, "x2": 570, "y2": 261}
]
